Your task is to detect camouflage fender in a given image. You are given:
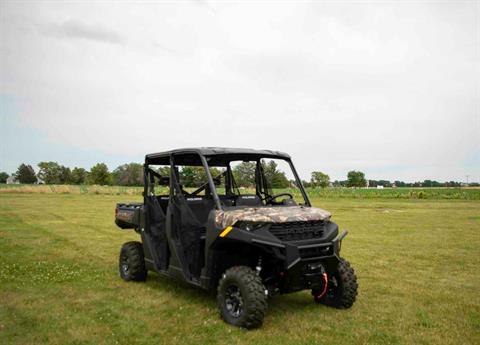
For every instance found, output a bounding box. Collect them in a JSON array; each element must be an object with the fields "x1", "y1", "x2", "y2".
[{"x1": 215, "y1": 206, "x2": 332, "y2": 228}]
